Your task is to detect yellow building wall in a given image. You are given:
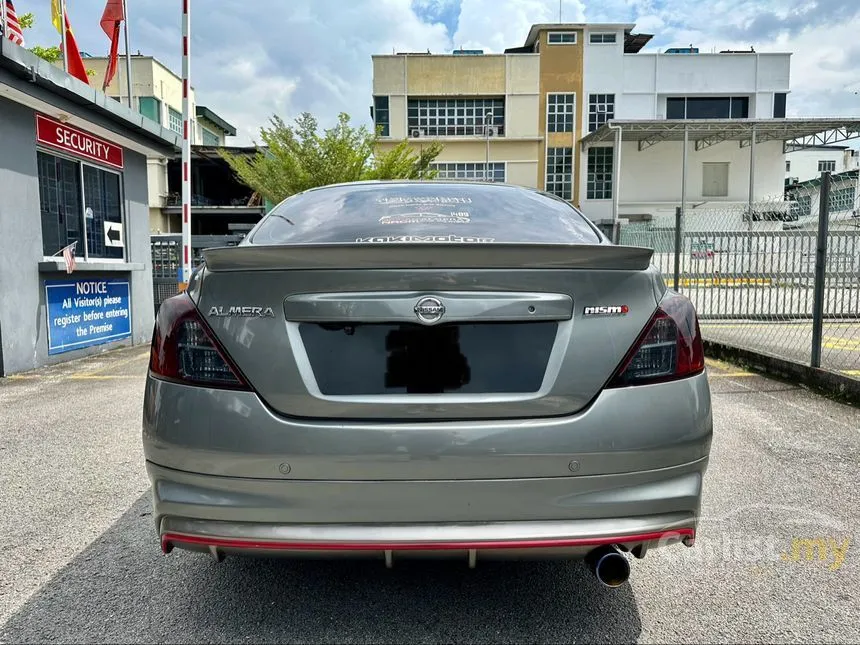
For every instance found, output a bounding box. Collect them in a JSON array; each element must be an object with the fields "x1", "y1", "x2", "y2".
[
  {"x1": 377, "y1": 140, "x2": 539, "y2": 163},
  {"x1": 388, "y1": 95, "x2": 407, "y2": 139},
  {"x1": 406, "y1": 55, "x2": 506, "y2": 95},
  {"x1": 506, "y1": 95, "x2": 540, "y2": 138},
  {"x1": 373, "y1": 56, "x2": 406, "y2": 95},
  {"x1": 506, "y1": 161, "x2": 540, "y2": 188},
  {"x1": 506, "y1": 55, "x2": 540, "y2": 94},
  {"x1": 537, "y1": 30, "x2": 584, "y2": 204}
]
